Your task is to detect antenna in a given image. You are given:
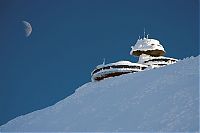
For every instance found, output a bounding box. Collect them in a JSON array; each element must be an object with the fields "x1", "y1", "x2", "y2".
[
  {"x1": 143, "y1": 27, "x2": 146, "y2": 38},
  {"x1": 147, "y1": 34, "x2": 149, "y2": 39},
  {"x1": 103, "y1": 58, "x2": 106, "y2": 65}
]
